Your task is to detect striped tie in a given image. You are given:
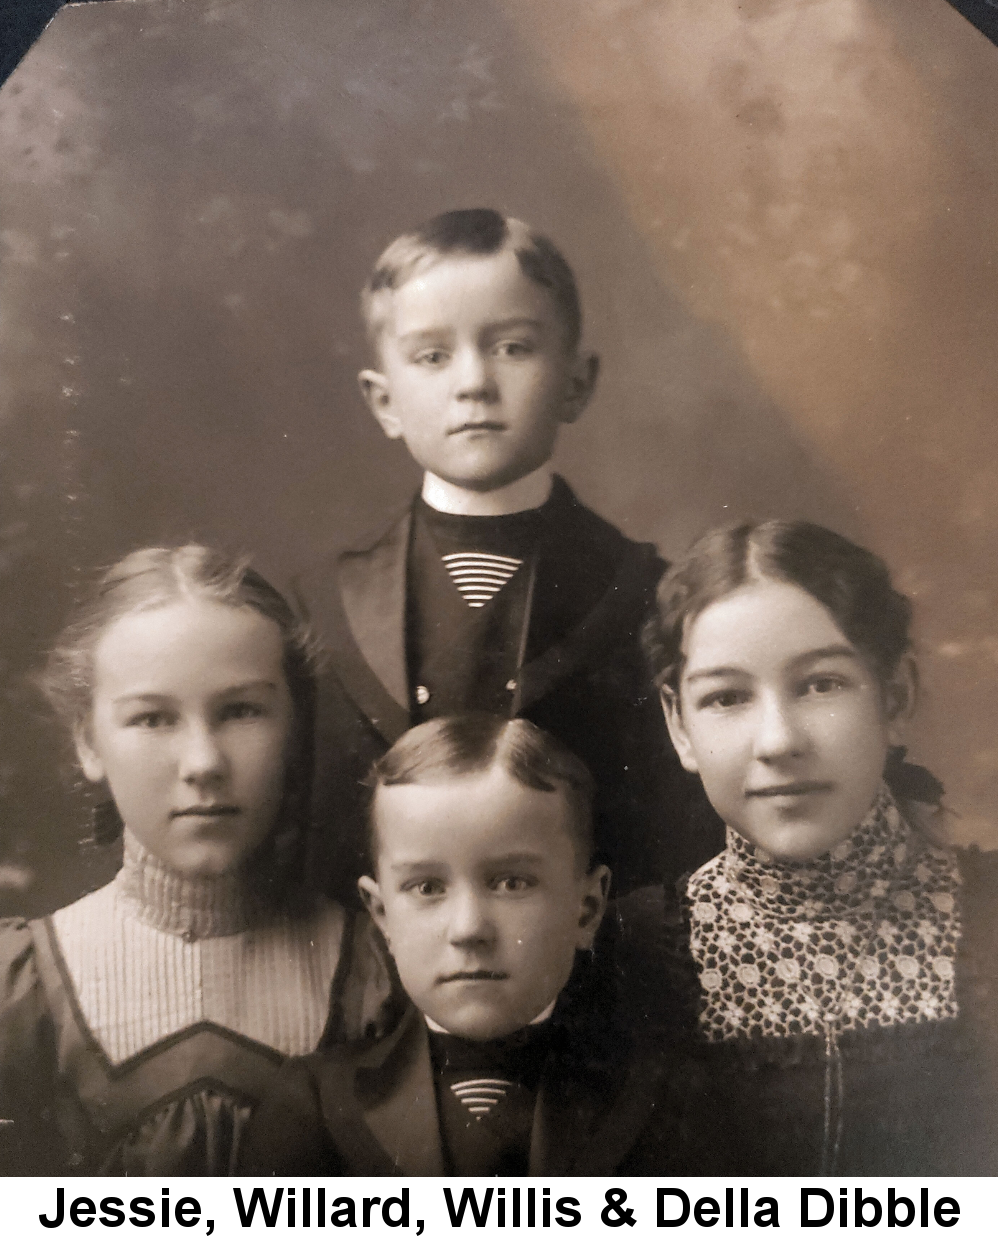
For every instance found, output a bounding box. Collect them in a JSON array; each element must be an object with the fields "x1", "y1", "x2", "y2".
[{"x1": 441, "y1": 552, "x2": 523, "y2": 607}]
